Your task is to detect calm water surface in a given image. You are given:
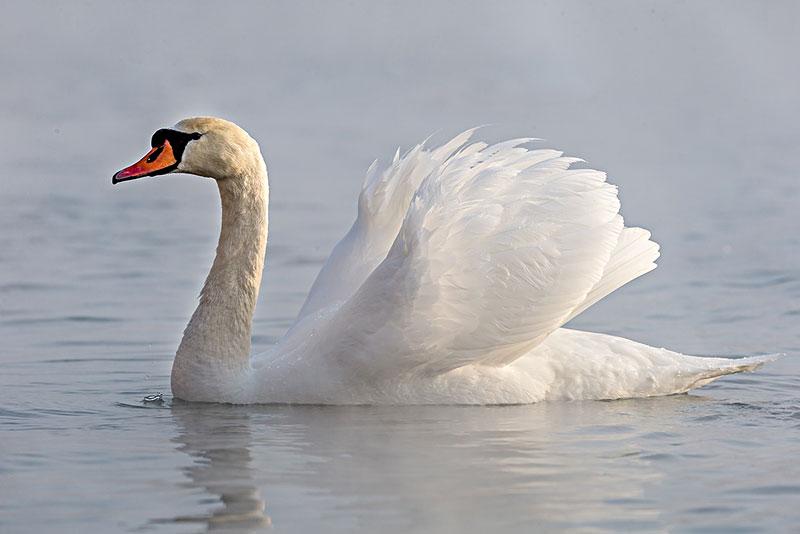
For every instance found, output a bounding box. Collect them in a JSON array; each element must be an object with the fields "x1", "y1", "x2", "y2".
[{"x1": 1, "y1": 2, "x2": 799, "y2": 532}]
